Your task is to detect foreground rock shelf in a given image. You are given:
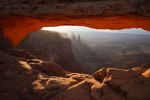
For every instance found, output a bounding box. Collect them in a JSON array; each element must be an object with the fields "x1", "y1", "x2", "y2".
[{"x1": 0, "y1": 49, "x2": 150, "y2": 100}]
